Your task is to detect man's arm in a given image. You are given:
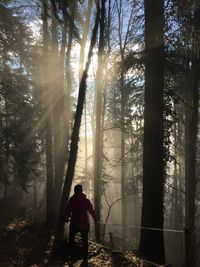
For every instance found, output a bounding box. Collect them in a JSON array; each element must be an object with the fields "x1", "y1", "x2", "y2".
[
  {"x1": 88, "y1": 200, "x2": 97, "y2": 222},
  {"x1": 65, "y1": 199, "x2": 72, "y2": 222}
]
